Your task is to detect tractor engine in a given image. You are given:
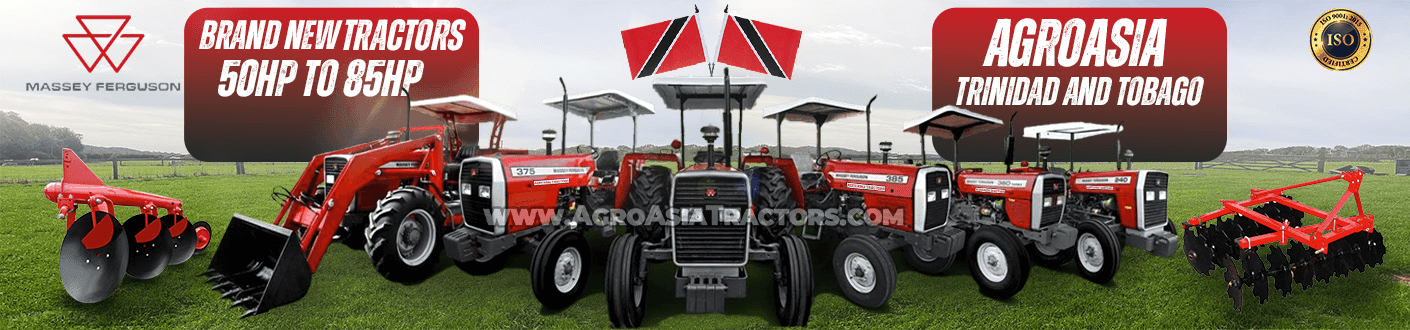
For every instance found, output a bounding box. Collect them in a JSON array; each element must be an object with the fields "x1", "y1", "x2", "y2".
[
  {"x1": 1067, "y1": 170, "x2": 1176, "y2": 257},
  {"x1": 952, "y1": 171, "x2": 1076, "y2": 251}
]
